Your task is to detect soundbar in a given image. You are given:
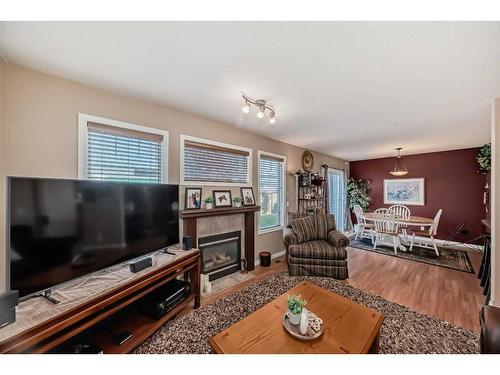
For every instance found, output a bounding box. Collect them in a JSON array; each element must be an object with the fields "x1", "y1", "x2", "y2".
[{"x1": 129, "y1": 257, "x2": 153, "y2": 273}]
